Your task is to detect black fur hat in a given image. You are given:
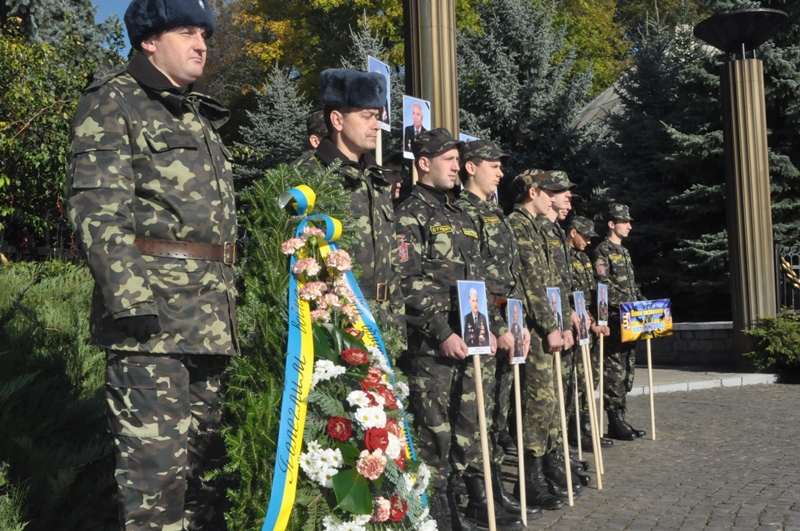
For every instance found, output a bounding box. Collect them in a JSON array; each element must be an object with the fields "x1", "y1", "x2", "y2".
[
  {"x1": 319, "y1": 69, "x2": 387, "y2": 110},
  {"x1": 125, "y1": 0, "x2": 215, "y2": 51}
]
